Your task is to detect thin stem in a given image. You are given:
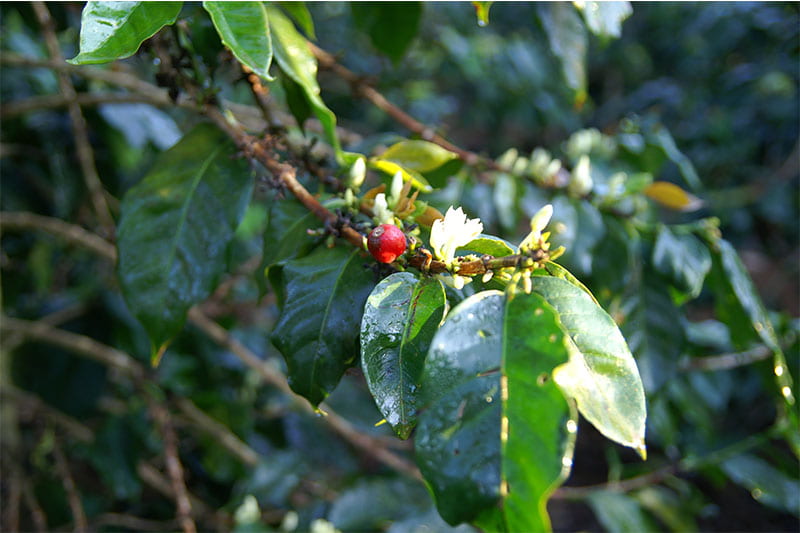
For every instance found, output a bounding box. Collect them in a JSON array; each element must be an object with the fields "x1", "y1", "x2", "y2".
[
  {"x1": 1, "y1": 91, "x2": 183, "y2": 119},
  {"x1": 146, "y1": 397, "x2": 196, "y2": 533},
  {"x1": 0, "y1": 211, "x2": 117, "y2": 261},
  {"x1": 52, "y1": 437, "x2": 88, "y2": 532},
  {"x1": 31, "y1": 2, "x2": 115, "y2": 236}
]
